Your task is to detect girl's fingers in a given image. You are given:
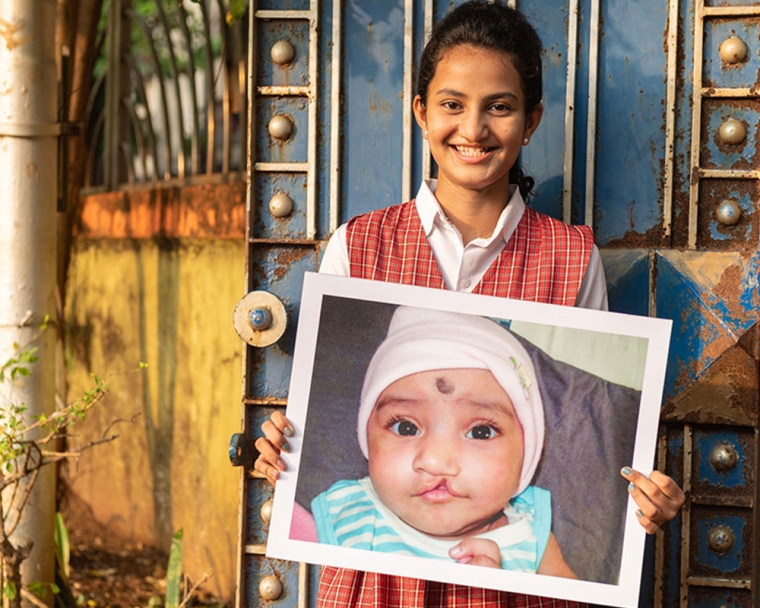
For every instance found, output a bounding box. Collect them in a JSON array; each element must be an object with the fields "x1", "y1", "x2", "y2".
[
  {"x1": 621, "y1": 467, "x2": 685, "y2": 531},
  {"x1": 270, "y1": 410, "x2": 294, "y2": 437}
]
